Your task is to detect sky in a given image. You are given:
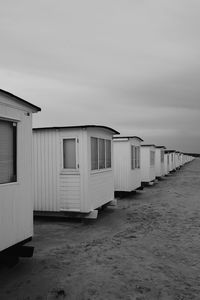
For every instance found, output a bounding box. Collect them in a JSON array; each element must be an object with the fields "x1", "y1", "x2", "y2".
[{"x1": 0, "y1": 0, "x2": 200, "y2": 153}]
